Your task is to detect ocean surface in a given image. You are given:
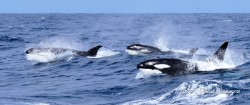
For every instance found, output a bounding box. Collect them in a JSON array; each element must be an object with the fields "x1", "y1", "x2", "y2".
[{"x1": 0, "y1": 13, "x2": 250, "y2": 105}]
